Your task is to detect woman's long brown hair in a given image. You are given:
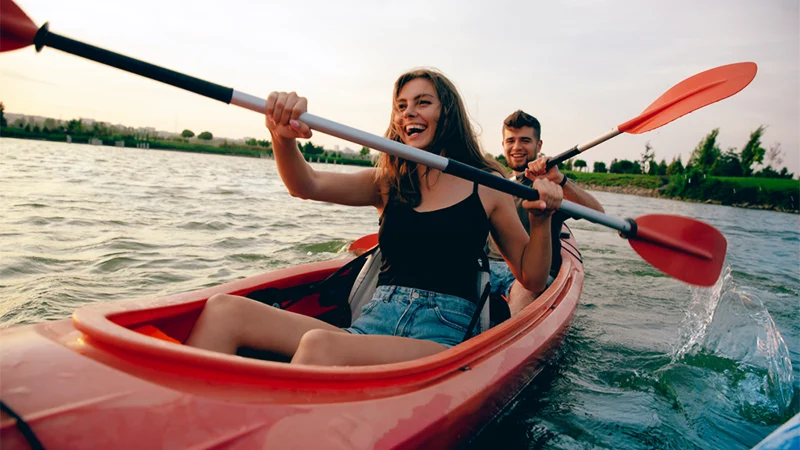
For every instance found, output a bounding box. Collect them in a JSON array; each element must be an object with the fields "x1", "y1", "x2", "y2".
[{"x1": 376, "y1": 68, "x2": 504, "y2": 206}]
